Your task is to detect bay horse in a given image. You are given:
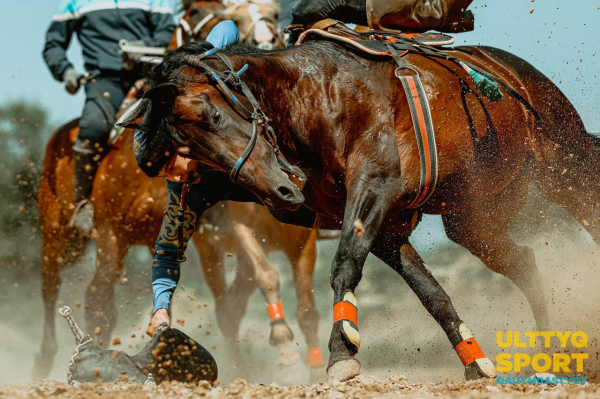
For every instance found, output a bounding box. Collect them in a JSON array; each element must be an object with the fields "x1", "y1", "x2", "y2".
[
  {"x1": 32, "y1": 1, "x2": 324, "y2": 381},
  {"x1": 132, "y1": 40, "x2": 600, "y2": 381}
]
